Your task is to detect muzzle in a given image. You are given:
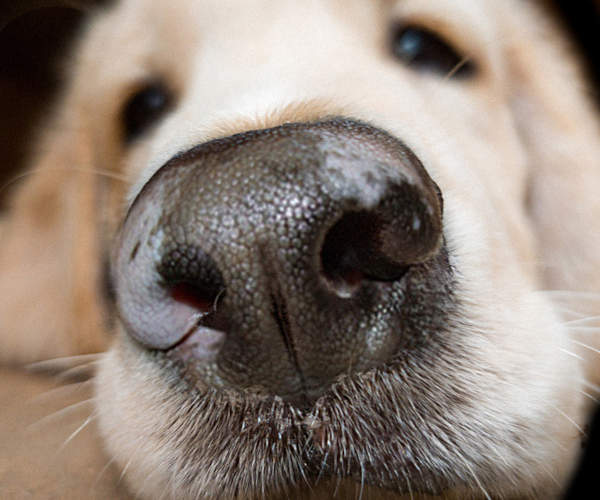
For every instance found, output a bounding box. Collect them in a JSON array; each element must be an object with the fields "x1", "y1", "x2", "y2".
[{"x1": 113, "y1": 118, "x2": 447, "y2": 405}]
